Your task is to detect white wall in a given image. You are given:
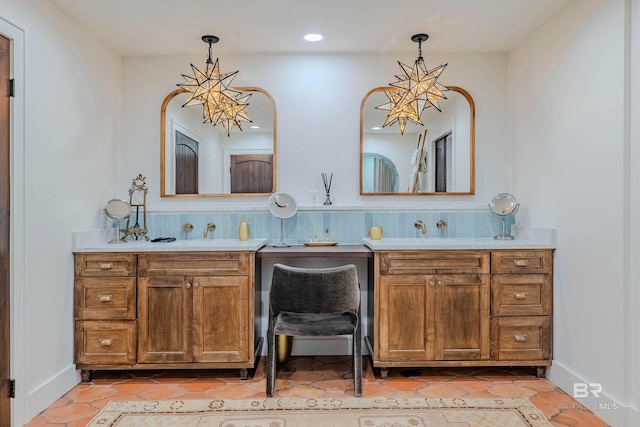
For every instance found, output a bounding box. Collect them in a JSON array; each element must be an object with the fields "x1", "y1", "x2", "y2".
[
  {"x1": 5, "y1": 0, "x2": 637, "y2": 425},
  {"x1": 120, "y1": 53, "x2": 508, "y2": 209},
  {"x1": 509, "y1": 0, "x2": 636, "y2": 424},
  {"x1": 627, "y1": 1, "x2": 640, "y2": 425},
  {"x1": 0, "y1": 0, "x2": 121, "y2": 424}
]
